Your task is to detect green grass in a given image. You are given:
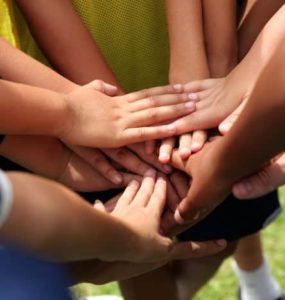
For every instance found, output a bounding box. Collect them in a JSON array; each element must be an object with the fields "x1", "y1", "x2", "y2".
[{"x1": 74, "y1": 187, "x2": 285, "y2": 300}]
